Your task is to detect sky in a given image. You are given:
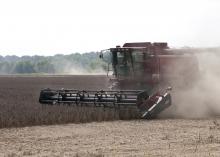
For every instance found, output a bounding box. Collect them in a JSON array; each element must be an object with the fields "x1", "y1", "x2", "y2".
[{"x1": 0, "y1": 0, "x2": 220, "y2": 56}]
